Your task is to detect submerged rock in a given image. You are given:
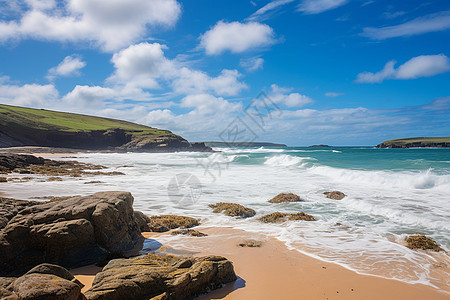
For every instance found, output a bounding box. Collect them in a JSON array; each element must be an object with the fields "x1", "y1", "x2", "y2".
[
  {"x1": 209, "y1": 202, "x2": 256, "y2": 218},
  {"x1": 84, "y1": 254, "x2": 236, "y2": 300},
  {"x1": 406, "y1": 235, "x2": 443, "y2": 252},
  {"x1": 324, "y1": 191, "x2": 346, "y2": 200},
  {"x1": 268, "y1": 193, "x2": 302, "y2": 203},
  {"x1": 258, "y1": 212, "x2": 315, "y2": 223},
  {"x1": 0, "y1": 191, "x2": 142, "y2": 275},
  {"x1": 147, "y1": 215, "x2": 200, "y2": 232},
  {"x1": 237, "y1": 239, "x2": 263, "y2": 248},
  {"x1": 170, "y1": 229, "x2": 208, "y2": 237}
]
